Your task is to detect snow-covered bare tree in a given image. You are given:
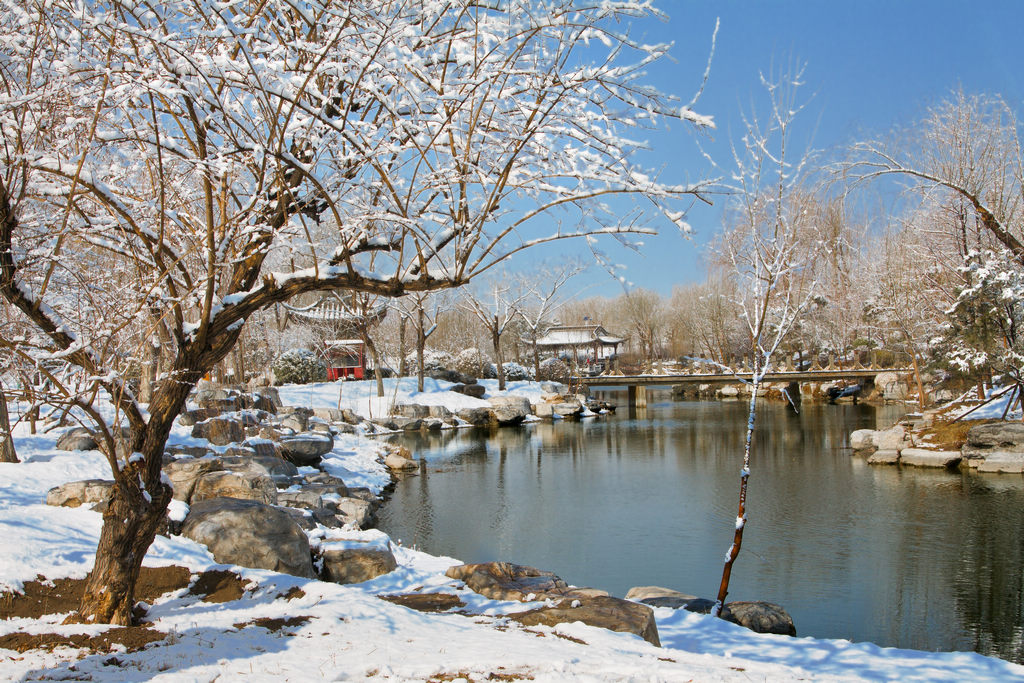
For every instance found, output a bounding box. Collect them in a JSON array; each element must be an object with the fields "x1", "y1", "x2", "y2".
[
  {"x1": 711, "y1": 63, "x2": 827, "y2": 616},
  {"x1": 854, "y1": 91, "x2": 1024, "y2": 264},
  {"x1": 0, "y1": 0, "x2": 714, "y2": 624},
  {"x1": 460, "y1": 274, "x2": 526, "y2": 391},
  {"x1": 517, "y1": 261, "x2": 585, "y2": 380},
  {"x1": 621, "y1": 288, "x2": 664, "y2": 372},
  {"x1": 394, "y1": 291, "x2": 450, "y2": 392}
]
